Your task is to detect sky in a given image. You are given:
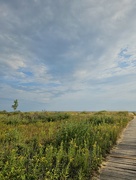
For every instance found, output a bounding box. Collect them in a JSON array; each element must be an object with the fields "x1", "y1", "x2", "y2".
[{"x1": 0, "y1": 0, "x2": 136, "y2": 112}]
